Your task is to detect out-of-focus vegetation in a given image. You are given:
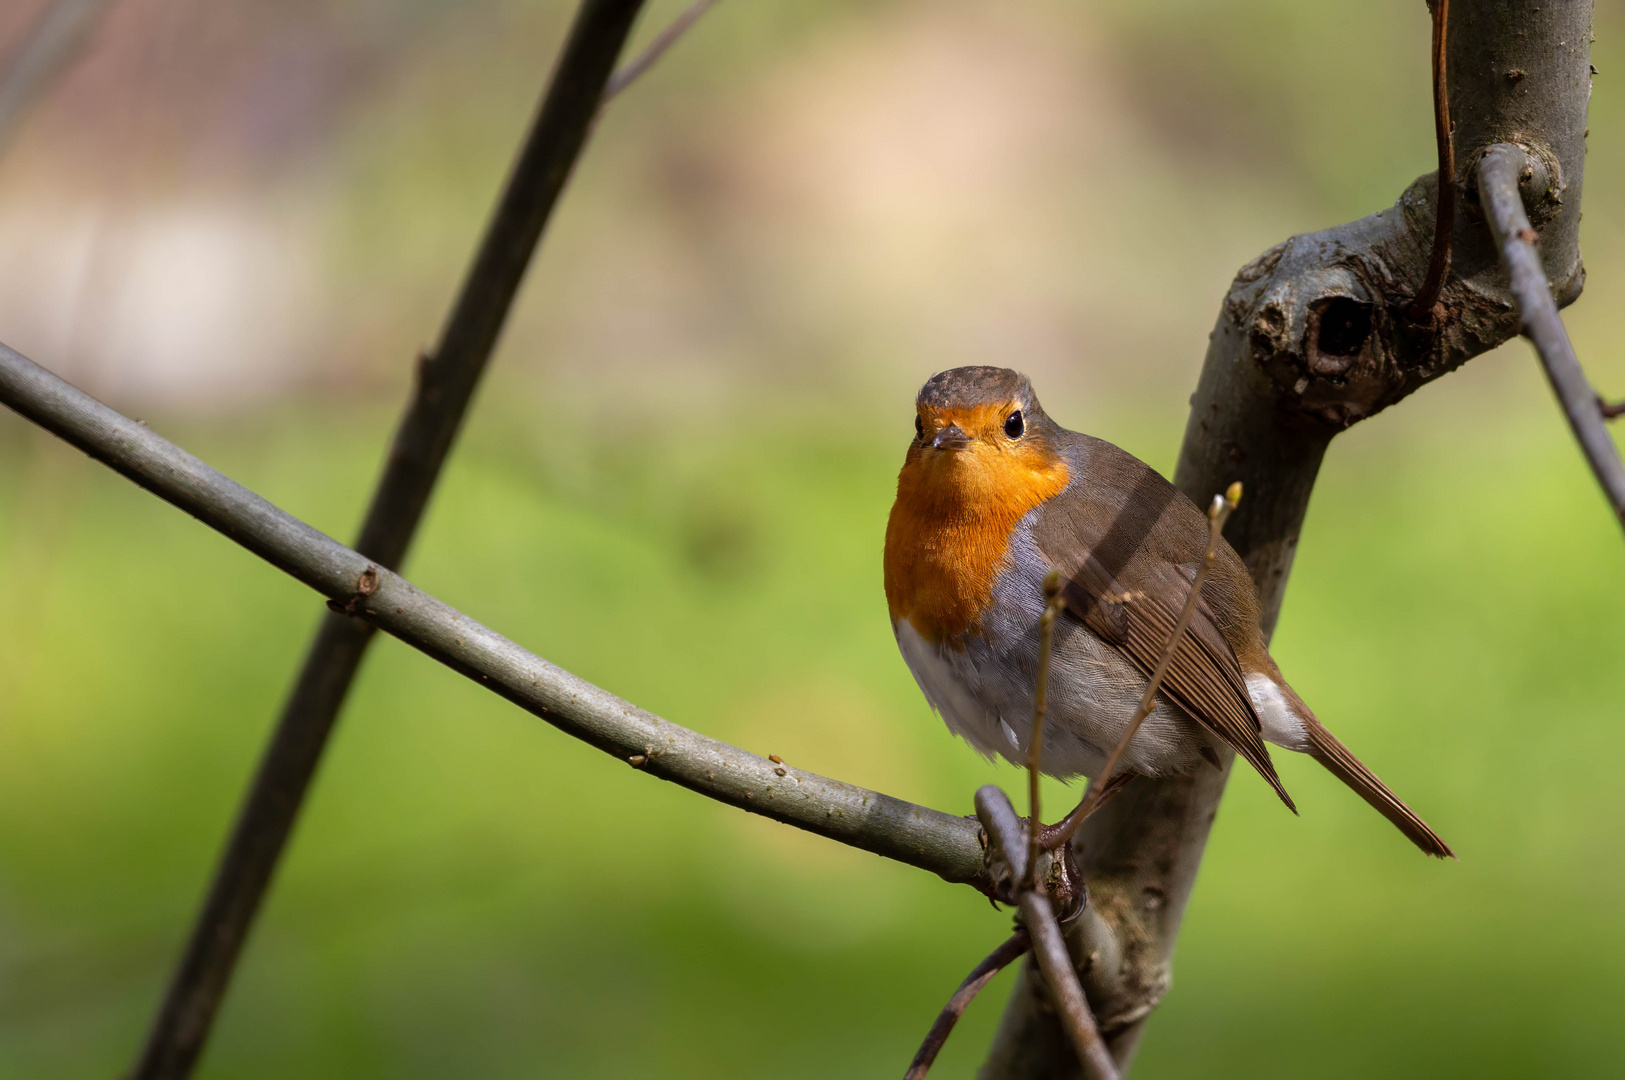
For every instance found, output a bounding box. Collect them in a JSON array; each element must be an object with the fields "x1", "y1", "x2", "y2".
[{"x1": 2, "y1": 1, "x2": 1624, "y2": 1077}]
